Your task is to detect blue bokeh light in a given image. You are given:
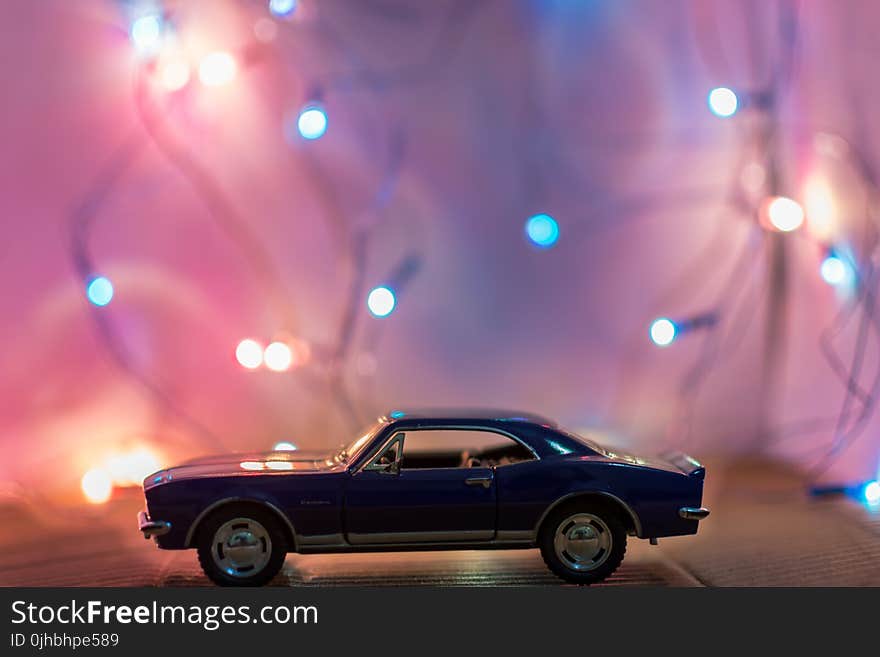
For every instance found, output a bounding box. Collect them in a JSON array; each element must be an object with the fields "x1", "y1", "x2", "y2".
[
  {"x1": 820, "y1": 254, "x2": 853, "y2": 287},
  {"x1": 865, "y1": 480, "x2": 880, "y2": 505},
  {"x1": 87, "y1": 276, "x2": 114, "y2": 307},
  {"x1": 649, "y1": 318, "x2": 677, "y2": 347},
  {"x1": 367, "y1": 286, "x2": 396, "y2": 318},
  {"x1": 130, "y1": 15, "x2": 163, "y2": 56},
  {"x1": 707, "y1": 87, "x2": 738, "y2": 118},
  {"x1": 525, "y1": 213, "x2": 560, "y2": 248},
  {"x1": 297, "y1": 105, "x2": 328, "y2": 140},
  {"x1": 269, "y1": 0, "x2": 297, "y2": 17}
]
